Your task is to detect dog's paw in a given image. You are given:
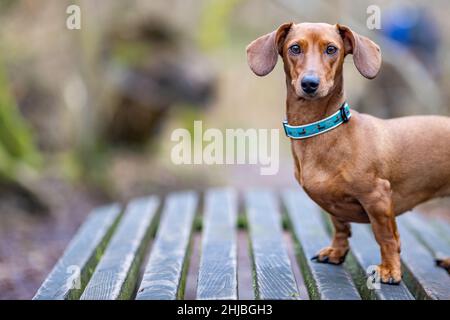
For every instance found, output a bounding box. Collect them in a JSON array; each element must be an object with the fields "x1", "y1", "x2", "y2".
[
  {"x1": 377, "y1": 264, "x2": 402, "y2": 285},
  {"x1": 436, "y1": 257, "x2": 450, "y2": 274},
  {"x1": 311, "y1": 246, "x2": 349, "y2": 265}
]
